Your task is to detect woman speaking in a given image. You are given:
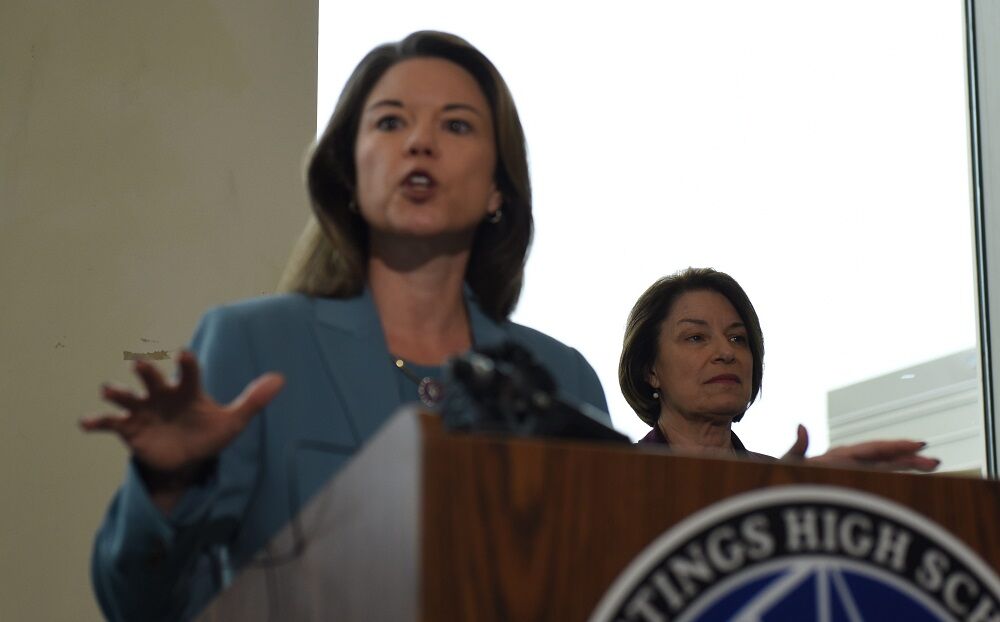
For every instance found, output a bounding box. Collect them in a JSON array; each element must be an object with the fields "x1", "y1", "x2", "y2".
[{"x1": 83, "y1": 31, "x2": 609, "y2": 621}]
